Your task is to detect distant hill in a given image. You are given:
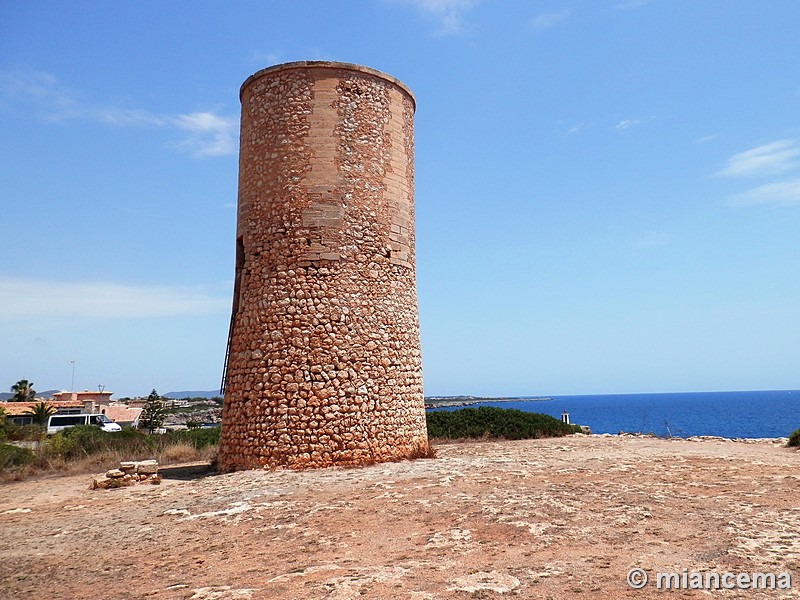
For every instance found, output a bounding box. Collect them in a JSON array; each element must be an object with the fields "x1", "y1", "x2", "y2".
[
  {"x1": 1, "y1": 390, "x2": 222, "y2": 401},
  {"x1": 0, "y1": 389, "x2": 61, "y2": 401},
  {"x1": 164, "y1": 390, "x2": 222, "y2": 399}
]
